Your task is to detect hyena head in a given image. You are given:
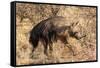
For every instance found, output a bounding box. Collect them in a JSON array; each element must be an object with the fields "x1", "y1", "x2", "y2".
[
  {"x1": 56, "y1": 21, "x2": 86, "y2": 43},
  {"x1": 56, "y1": 22, "x2": 78, "y2": 37},
  {"x1": 68, "y1": 21, "x2": 86, "y2": 40},
  {"x1": 68, "y1": 21, "x2": 79, "y2": 37}
]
